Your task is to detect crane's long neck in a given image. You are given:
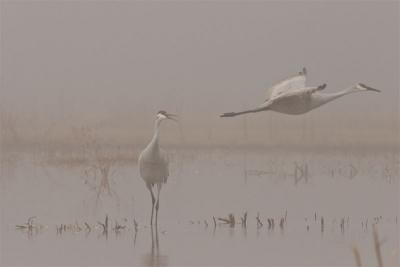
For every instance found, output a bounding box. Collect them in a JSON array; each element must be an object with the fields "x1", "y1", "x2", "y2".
[
  {"x1": 313, "y1": 86, "x2": 359, "y2": 107},
  {"x1": 149, "y1": 118, "x2": 162, "y2": 150}
]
